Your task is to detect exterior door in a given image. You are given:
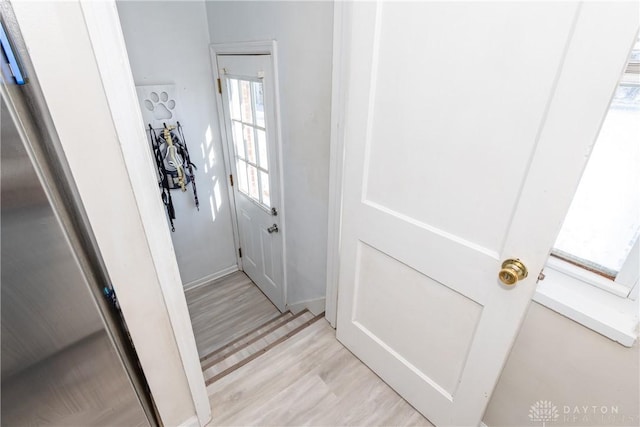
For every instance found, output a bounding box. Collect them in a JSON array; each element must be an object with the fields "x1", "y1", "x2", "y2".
[
  {"x1": 218, "y1": 54, "x2": 285, "y2": 311},
  {"x1": 335, "y1": 2, "x2": 638, "y2": 426}
]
